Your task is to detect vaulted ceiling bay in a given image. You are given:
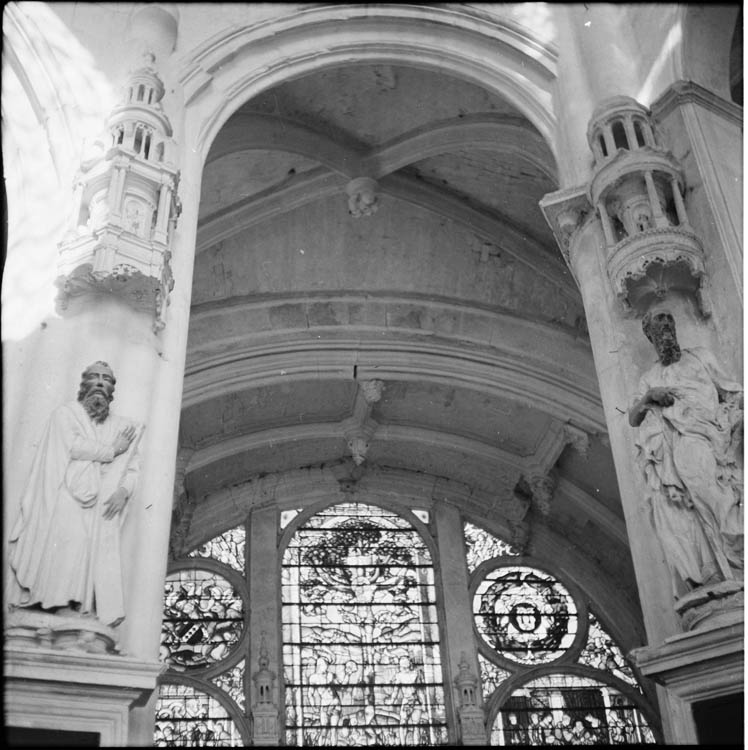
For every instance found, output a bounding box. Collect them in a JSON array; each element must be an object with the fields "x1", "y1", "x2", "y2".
[{"x1": 176, "y1": 62, "x2": 641, "y2": 636}]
